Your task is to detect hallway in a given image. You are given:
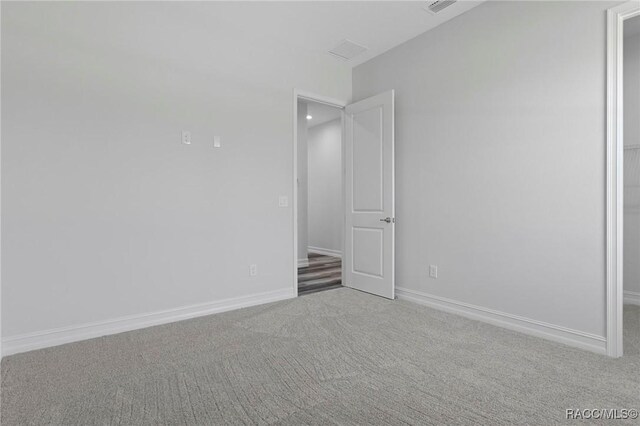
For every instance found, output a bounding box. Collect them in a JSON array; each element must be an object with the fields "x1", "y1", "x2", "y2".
[{"x1": 298, "y1": 253, "x2": 342, "y2": 295}]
